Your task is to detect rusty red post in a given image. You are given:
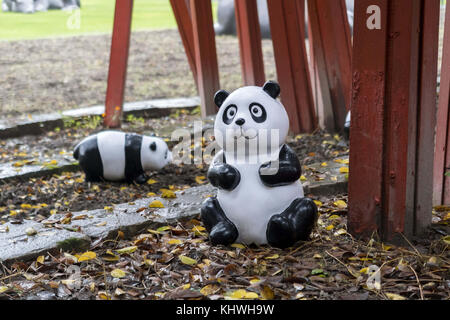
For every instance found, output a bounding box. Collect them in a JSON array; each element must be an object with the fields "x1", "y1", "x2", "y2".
[
  {"x1": 235, "y1": 0, "x2": 265, "y2": 86},
  {"x1": 307, "y1": 0, "x2": 352, "y2": 133},
  {"x1": 267, "y1": 0, "x2": 316, "y2": 134},
  {"x1": 348, "y1": 0, "x2": 440, "y2": 241},
  {"x1": 415, "y1": 0, "x2": 441, "y2": 231},
  {"x1": 190, "y1": 0, "x2": 220, "y2": 117},
  {"x1": 433, "y1": 2, "x2": 450, "y2": 205},
  {"x1": 170, "y1": 0, "x2": 197, "y2": 83},
  {"x1": 104, "y1": 0, "x2": 133, "y2": 128}
]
